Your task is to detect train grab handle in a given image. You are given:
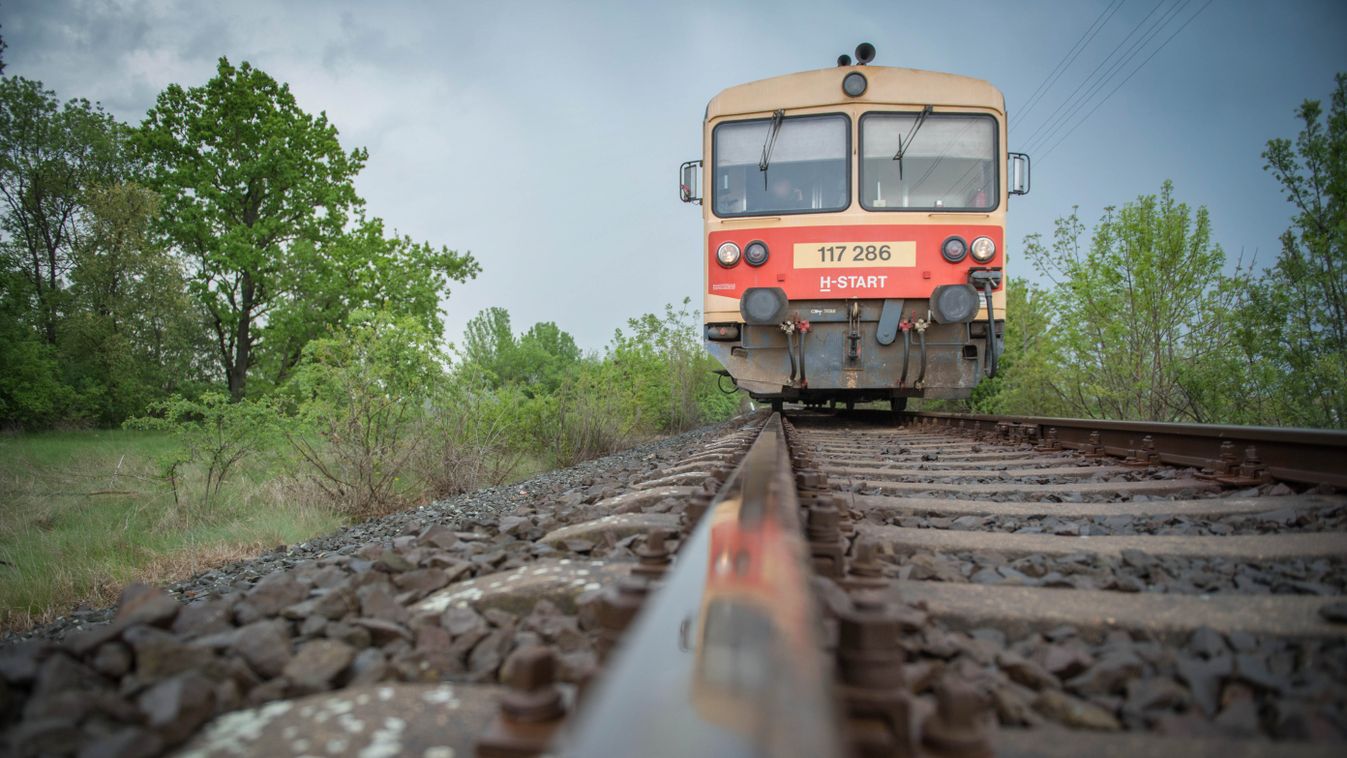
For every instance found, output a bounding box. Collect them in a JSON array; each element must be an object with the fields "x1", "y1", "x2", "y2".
[
  {"x1": 1009, "y1": 153, "x2": 1031, "y2": 196},
  {"x1": 679, "y1": 160, "x2": 703, "y2": 204}
]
